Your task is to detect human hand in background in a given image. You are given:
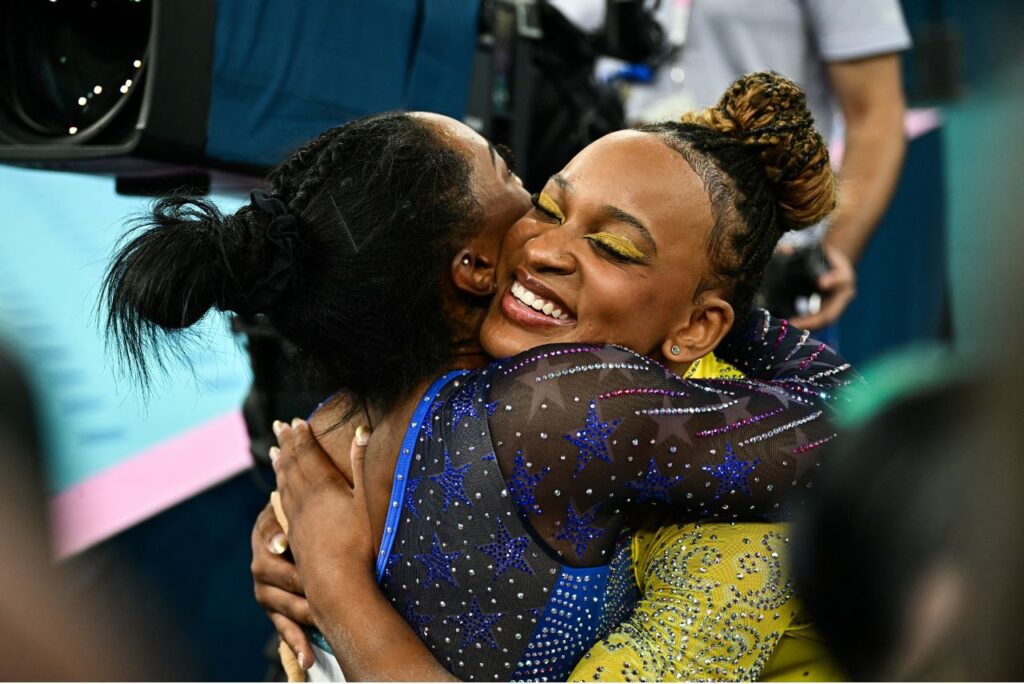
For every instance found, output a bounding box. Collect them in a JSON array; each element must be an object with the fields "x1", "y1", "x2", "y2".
[{"x1": 791, "y1": 242, "x2": 857, "y2": 331}]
